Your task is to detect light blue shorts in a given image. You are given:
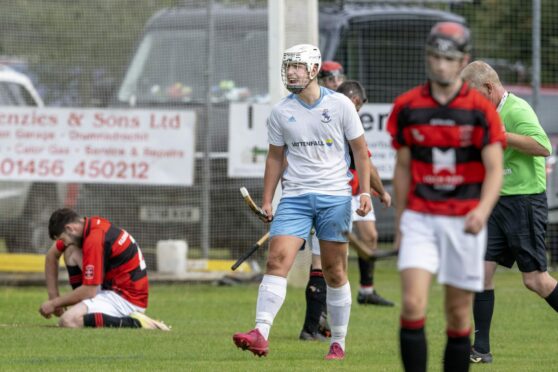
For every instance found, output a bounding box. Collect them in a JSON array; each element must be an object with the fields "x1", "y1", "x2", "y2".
[{"x1": 270, "y1": 193, "x2": 351, "y2": 242}]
